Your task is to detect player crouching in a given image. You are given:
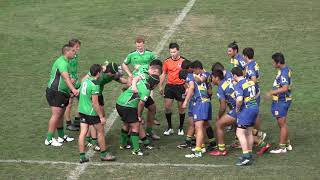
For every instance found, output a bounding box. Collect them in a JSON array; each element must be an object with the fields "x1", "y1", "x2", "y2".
[
  {"x1": 78, "y1": 64, "x2": 116, "y2": 163},
  {"x1": 116, "y1": 74, "x2": 160, "y2": 156}
]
